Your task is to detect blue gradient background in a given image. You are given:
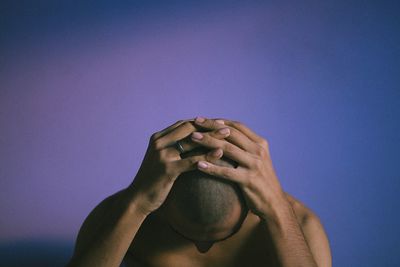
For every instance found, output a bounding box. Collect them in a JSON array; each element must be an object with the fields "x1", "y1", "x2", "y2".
[{"x1": 1, "y1": 1, "x2": 399, "y2": 266}]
